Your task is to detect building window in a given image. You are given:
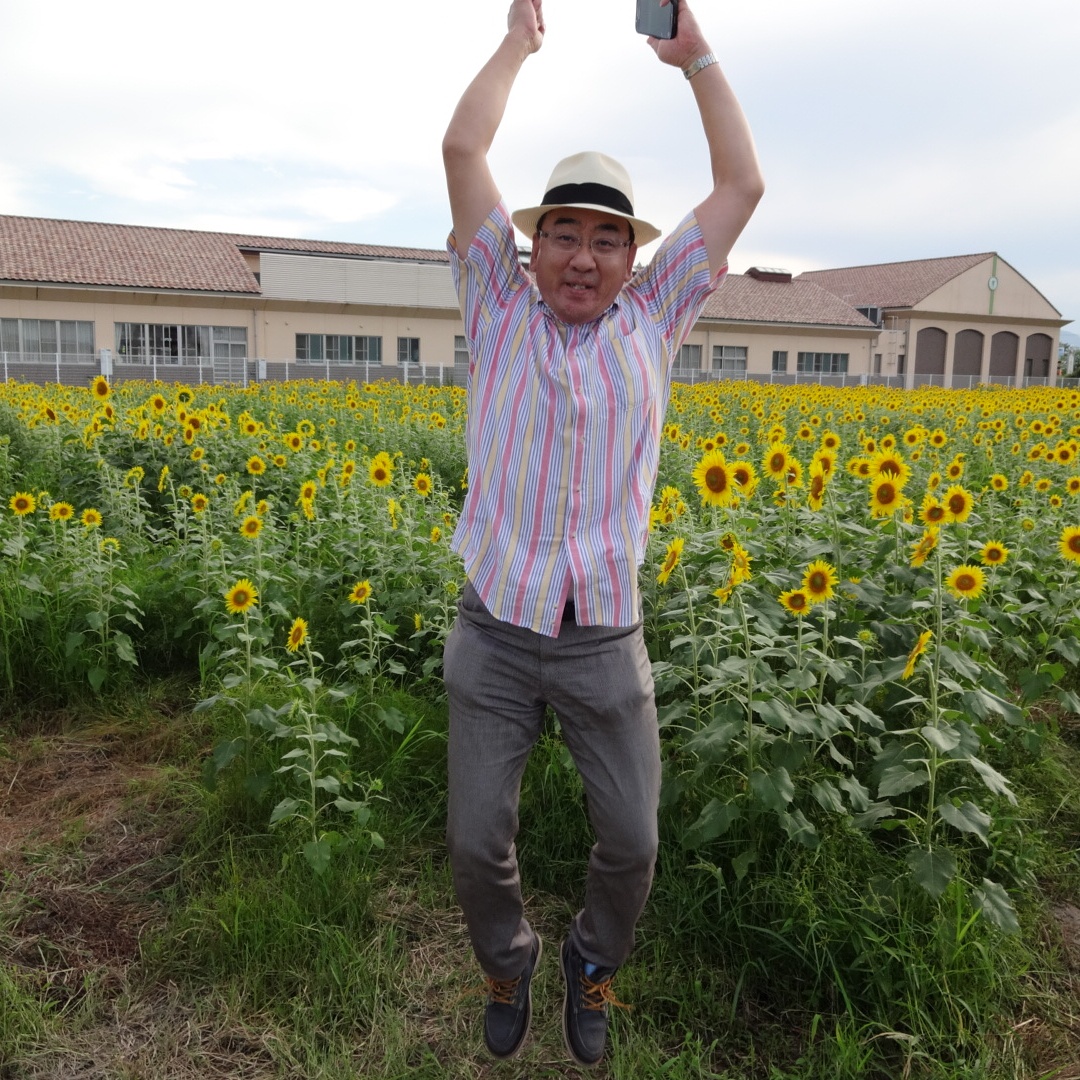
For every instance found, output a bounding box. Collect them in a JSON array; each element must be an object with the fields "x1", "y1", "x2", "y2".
[
  {"x1": 897, "y1": 354, "x2": 906, "y2": 375},
  {"x1": 712, "y1": 345, "x2": 747, "y2": 374},
  {"x1": 2, "y1": 318, "x2": 95, "y2": 363},
  {"x1": 796, "y1": 352, "x2": 849, "y2": 374},
  {"x1": 873, "y1": 353, "x2": 882, "y2": 375},
  {"x1": 398, "y1": 337, "x2": 420, "y2": 365},
  {"x1": 296, "y1": 334, "x2": 382, "y2": 364},
  {"x1": 357, "y1": 336, "x2": 382, "y2": 365},
  {"x1": 454, "y1": 335, "x2": 469, "y2": 369},
  {"x1": 676, "y1": 344, "x2": 702, "y2": 374},
  {"x1": 772, "y1": 350, "x2": 787, "y2": 373},
  {"x1": 116, "y1": 323, "x2": 245, "y2": 363}
]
